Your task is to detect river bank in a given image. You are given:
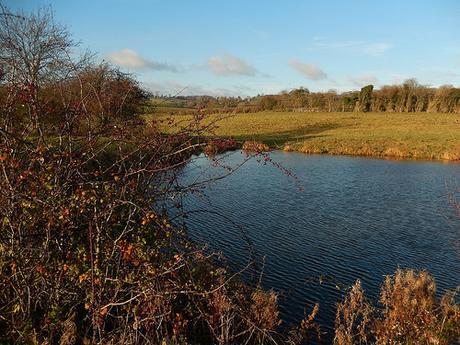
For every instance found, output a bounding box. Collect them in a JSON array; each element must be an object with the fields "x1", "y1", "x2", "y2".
[{"x1": 148, "y1": 111, "x2": 460, "y2": 161}]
